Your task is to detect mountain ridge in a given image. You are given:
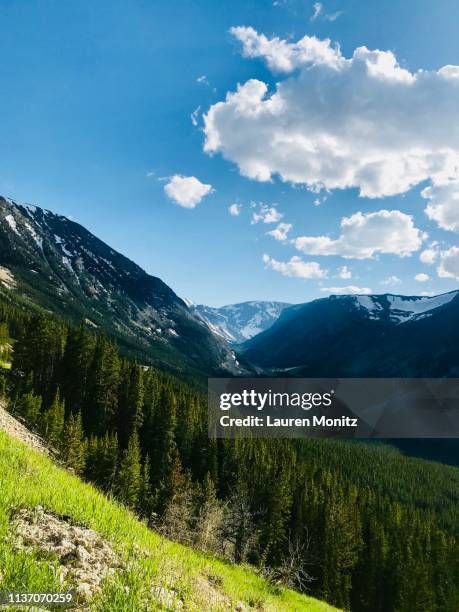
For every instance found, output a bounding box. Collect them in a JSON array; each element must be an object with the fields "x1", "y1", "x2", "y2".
[
  {"x1": 0, "y1": 195, "x2": 241, "y2": 379},
  {"x1": 240, "y1": 290, "x2": 459, "y2": 377},
  {"x1": 190, "y1": 300, "x2": 291, "y2": 344}
]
